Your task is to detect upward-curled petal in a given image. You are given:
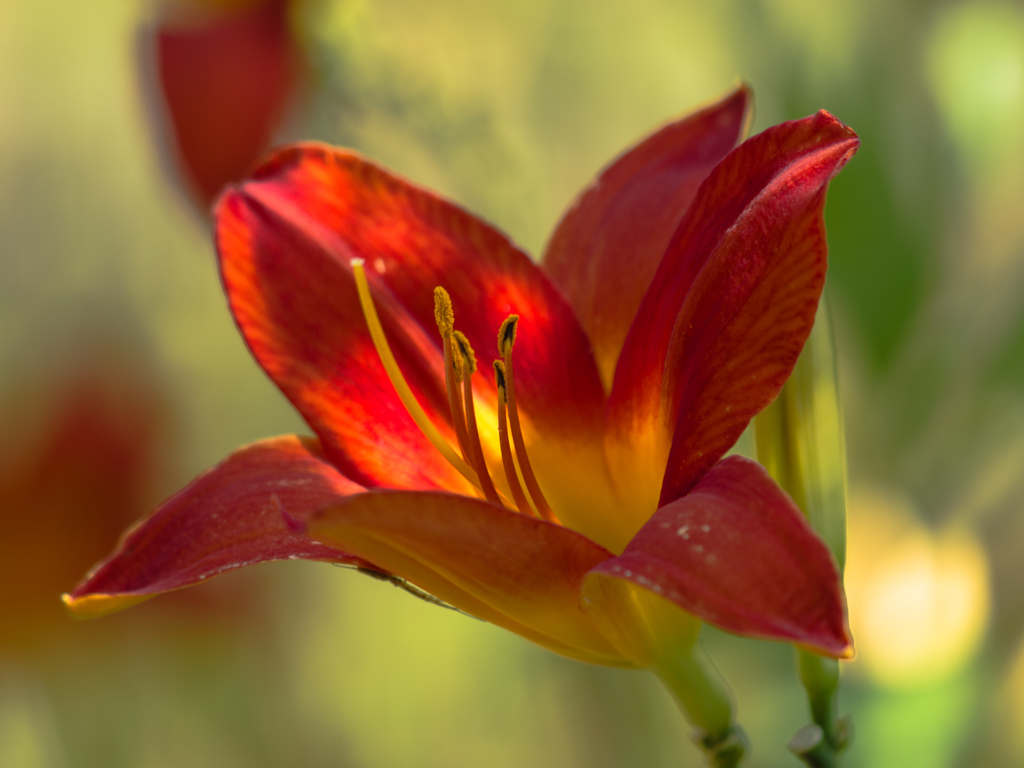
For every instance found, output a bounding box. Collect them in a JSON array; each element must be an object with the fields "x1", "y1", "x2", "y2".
[
  {"x1": 608, "y1": 111, "x2": 859, "y2": 510},
  {"x1": 588, "y1": 455, "x2": 852, "y2": 658},
  {"x1": 542, "y1": 86, "x2": 751, "y2": 389},
  {"x1": 304, "y1": 491, "x2": 627, "y2": 666},
  {"x1": 63, "y1": 436, "x2": 366, "y2": 618}
]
